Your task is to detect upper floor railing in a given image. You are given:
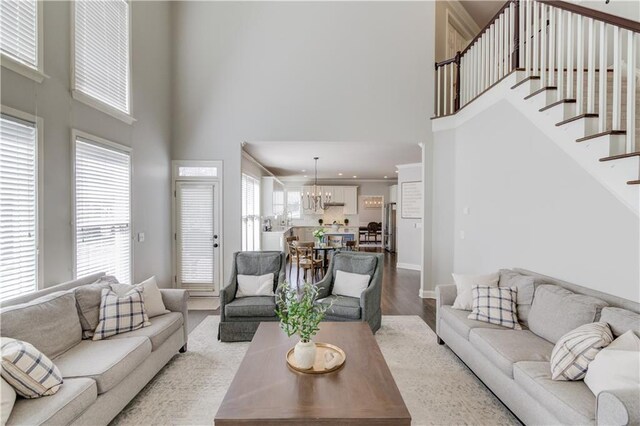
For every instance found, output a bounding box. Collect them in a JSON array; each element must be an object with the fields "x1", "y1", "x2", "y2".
[{"x1": 434, "y1": 0, "x2": 639, "y2": 152}]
